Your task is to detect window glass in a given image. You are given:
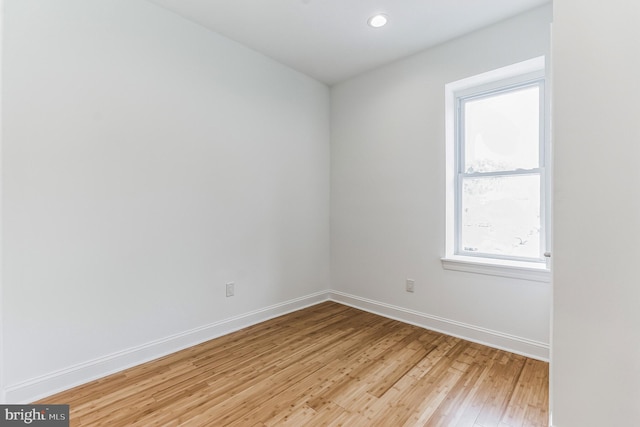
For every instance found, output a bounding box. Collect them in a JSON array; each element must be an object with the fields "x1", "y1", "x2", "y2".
[
  {"x1": 461, "y1": 174, "x2": 541, "y2": 259},
  {"x1": 463, "y1": 86, "x2": 540, "y2": 173}
]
